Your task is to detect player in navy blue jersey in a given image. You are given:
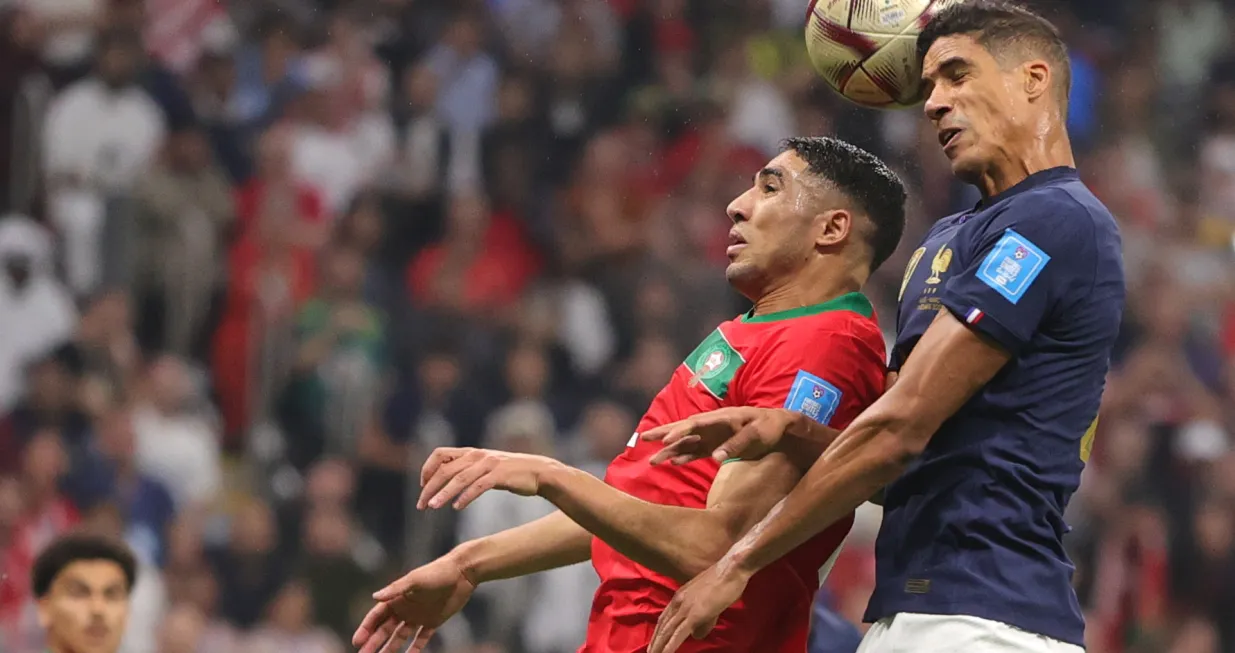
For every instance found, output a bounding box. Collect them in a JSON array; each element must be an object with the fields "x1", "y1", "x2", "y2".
[{"x1": 639, "y1": 2, "x2": 1124, "y2": 653}]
